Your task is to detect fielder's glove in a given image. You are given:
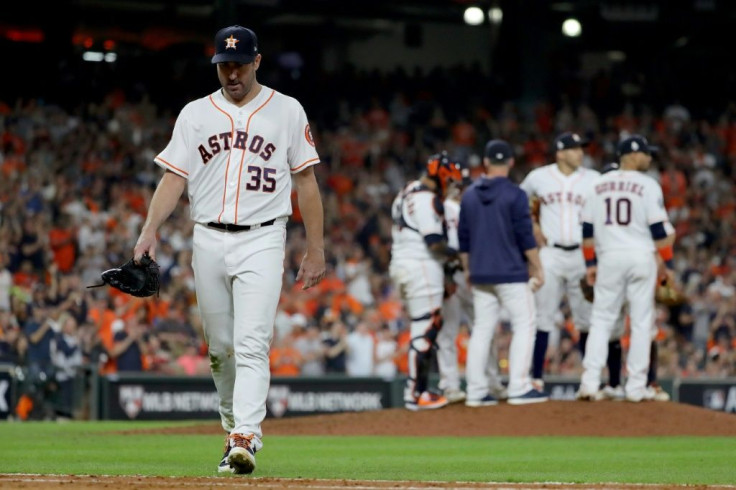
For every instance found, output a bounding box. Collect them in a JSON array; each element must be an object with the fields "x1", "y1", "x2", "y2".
[
  {"x1": 579, "y1": 277, "x2": 594, "y2": 303},
  {"x1": 655, "y1": 278, "x2": 685, "y2": 306},
  {"x1": 88, "y1": 253, "x2": 160, "y2": 297}
]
